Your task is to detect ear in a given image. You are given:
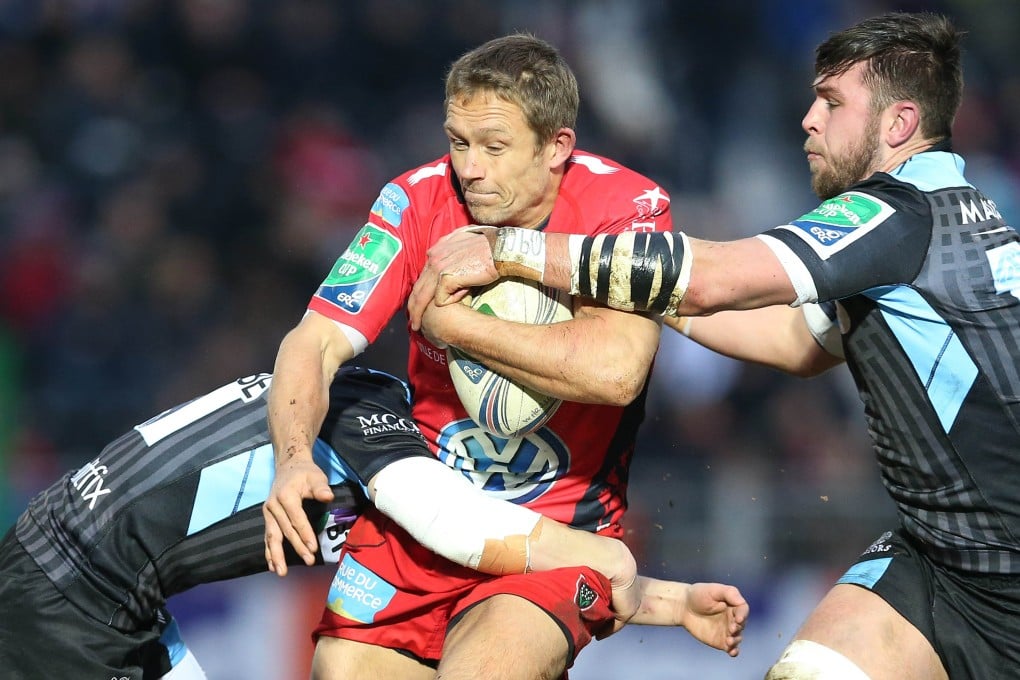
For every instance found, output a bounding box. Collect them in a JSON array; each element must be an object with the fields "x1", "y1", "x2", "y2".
[
  {"x1": 884, "y1": 101, "x2": 920, "y2": 147},
  {"x1": 547, "y1": 127, "x2": 576, "y2": 168}
]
